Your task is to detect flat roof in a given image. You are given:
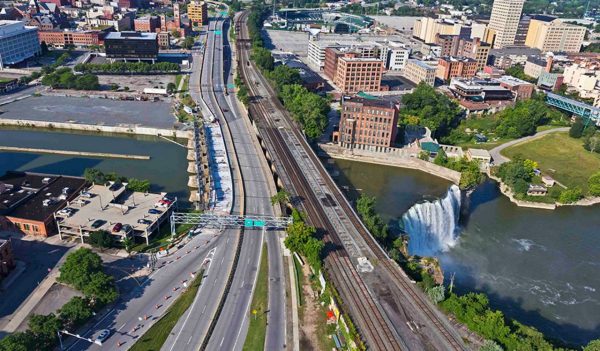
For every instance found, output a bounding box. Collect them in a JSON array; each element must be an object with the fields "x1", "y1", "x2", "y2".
[
  {"x1": 497, "y1": 75, "x2": 533, "y2": 86},
  {"x1": 407, "y1": 59, "x2": 435, "y2": 71},
  {"x1": 468, "y1": 148, "x2": 491, "y2": 158},
  {"x1": 344, "y1": 96, "x2": 396, "y2": 109},
  {"x1": 58, "y1": 183, "x2": 169, "y2": 237},
  {"x1": 0, "y1": 171, "x2": 87, "y2": 222},
  {"x1": 104, "y1": 31, "x2": 157, "y2": 40}
]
